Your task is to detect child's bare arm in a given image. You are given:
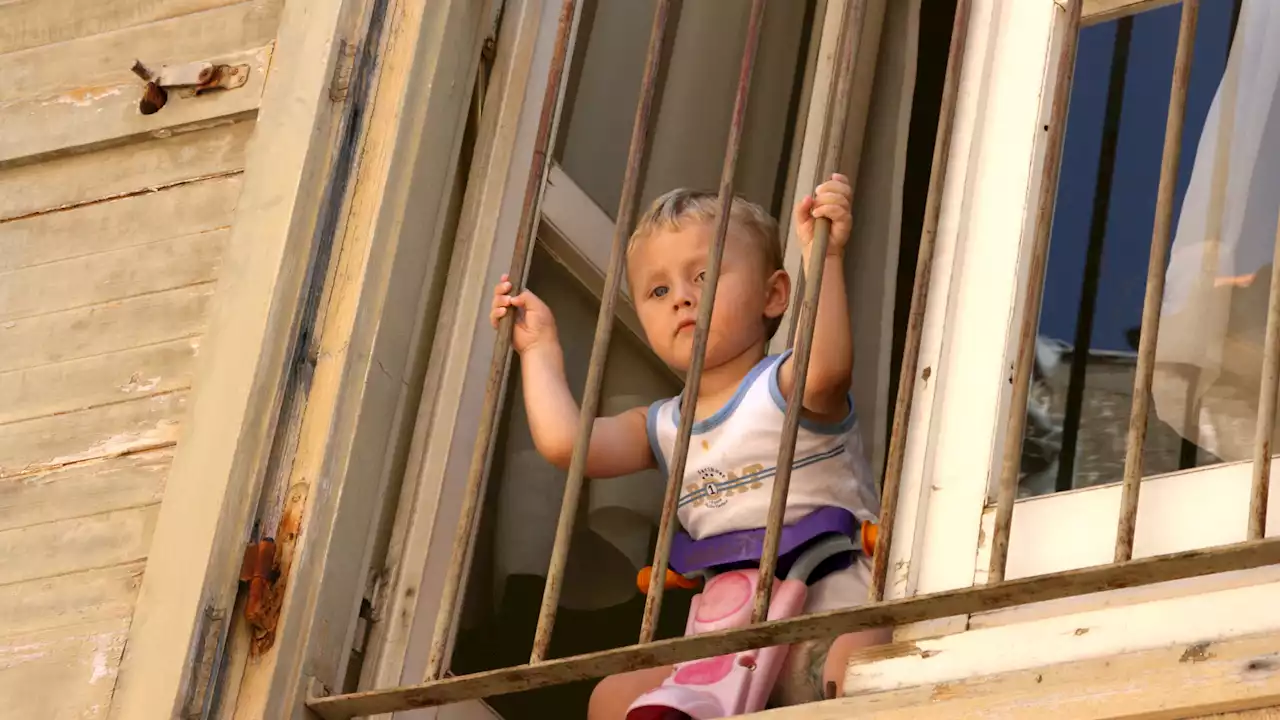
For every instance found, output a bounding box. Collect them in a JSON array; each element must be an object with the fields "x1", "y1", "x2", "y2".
[
  {"x1": 778, "y1": 173, "x2": 854, "y2": 421},
  {"x1": 492, "y1": 277, "x2": 656, "y2": 478}
]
